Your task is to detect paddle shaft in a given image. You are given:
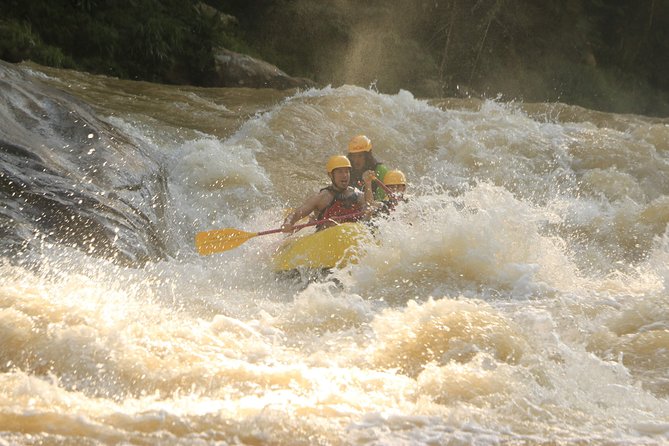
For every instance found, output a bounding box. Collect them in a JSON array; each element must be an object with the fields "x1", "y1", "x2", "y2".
[{"x1": 273, "y1": 210, "x2": 365, "y2": 235}]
